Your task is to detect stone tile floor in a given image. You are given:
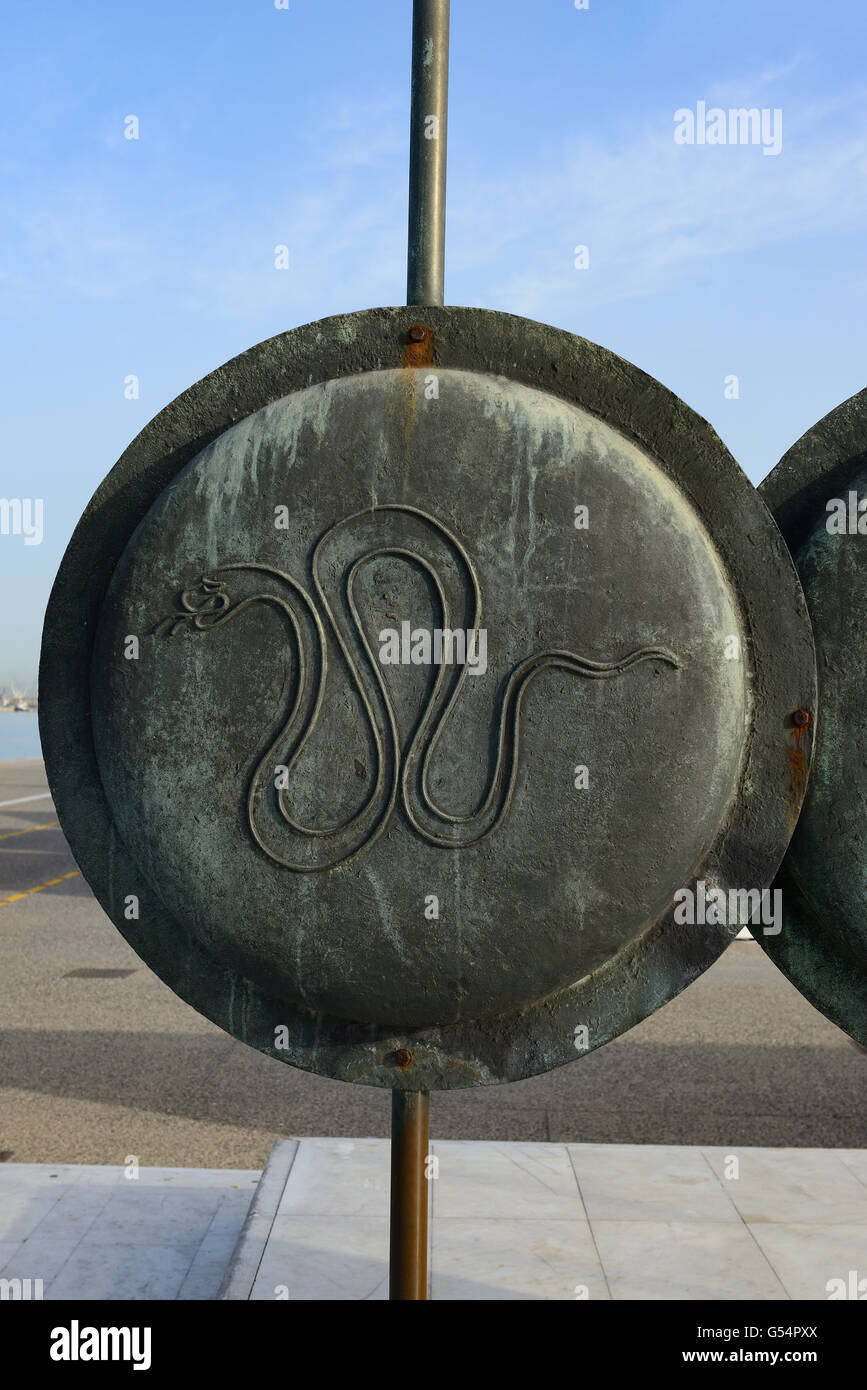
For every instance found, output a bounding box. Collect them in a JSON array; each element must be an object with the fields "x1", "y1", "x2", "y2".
[
  {"x1": 3, "y1": 1141, "x2": 866, "y2": 1300},
  {"x1": 0, "y1": 1163, "x2": 259, "y2": 1299},
  {"x1": 228, "y1": 1139, "x2": 867, "y2": 1301}
]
